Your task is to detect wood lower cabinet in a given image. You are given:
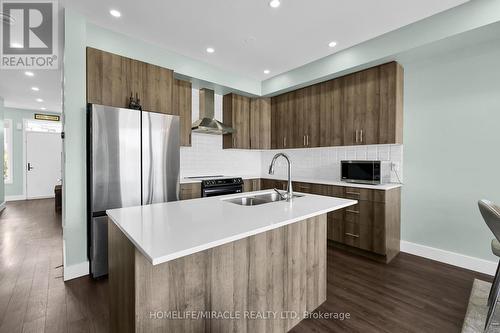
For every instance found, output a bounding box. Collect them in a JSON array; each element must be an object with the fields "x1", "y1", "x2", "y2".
[
  {"x1": 333, "y1": 187, "x2": 400, "y2": 262},
  {"x1": 86, "y1": 47, "x2": 173, "y2": 114},
  {"x1": 243, "y1": 179, "x2": 261, "y2": 192},
  {"x1": 173, "y1": 79, "x2": 192, "y2": 146},
  {"x1": 262, "y1": 179, "x2": 401, "y2": 263},
  {"x1": 261, "y1": 179, "x2": 287, "y2": 191},
  {"x1": 179, "y1": 183, "x2": 201, "y2": 200}
]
